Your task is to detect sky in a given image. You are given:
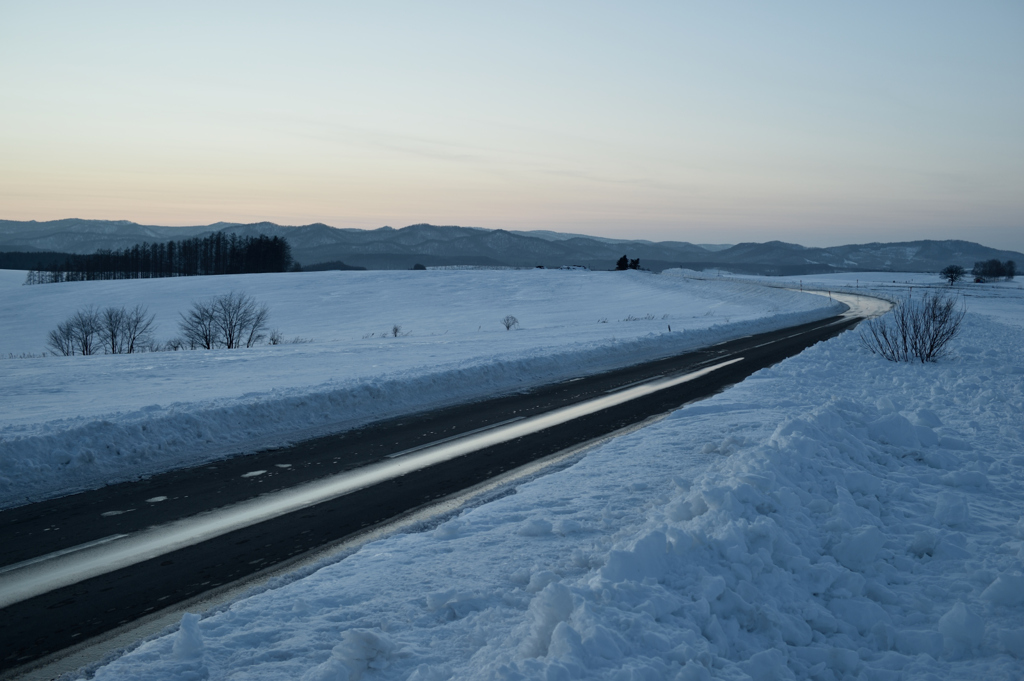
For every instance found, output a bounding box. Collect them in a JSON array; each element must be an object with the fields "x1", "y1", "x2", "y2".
[{"x1": 1, "y1": 1, "x2": 1022, "y2": 250}]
